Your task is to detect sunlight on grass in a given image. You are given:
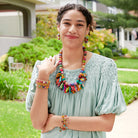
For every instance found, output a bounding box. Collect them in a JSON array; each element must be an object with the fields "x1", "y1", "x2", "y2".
[
  {"x1": 115, "y1": 58, "x2": 138, "y2": 69},
  {"x1": 0, "y1": 100, "x2": 40, "y2": 138},
  {"x1": 121, "y1": 85, "x2": 138, "y2": 105},
  {"x1": 118, "y1": 71, "x2": 138, "y2": 83}
]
